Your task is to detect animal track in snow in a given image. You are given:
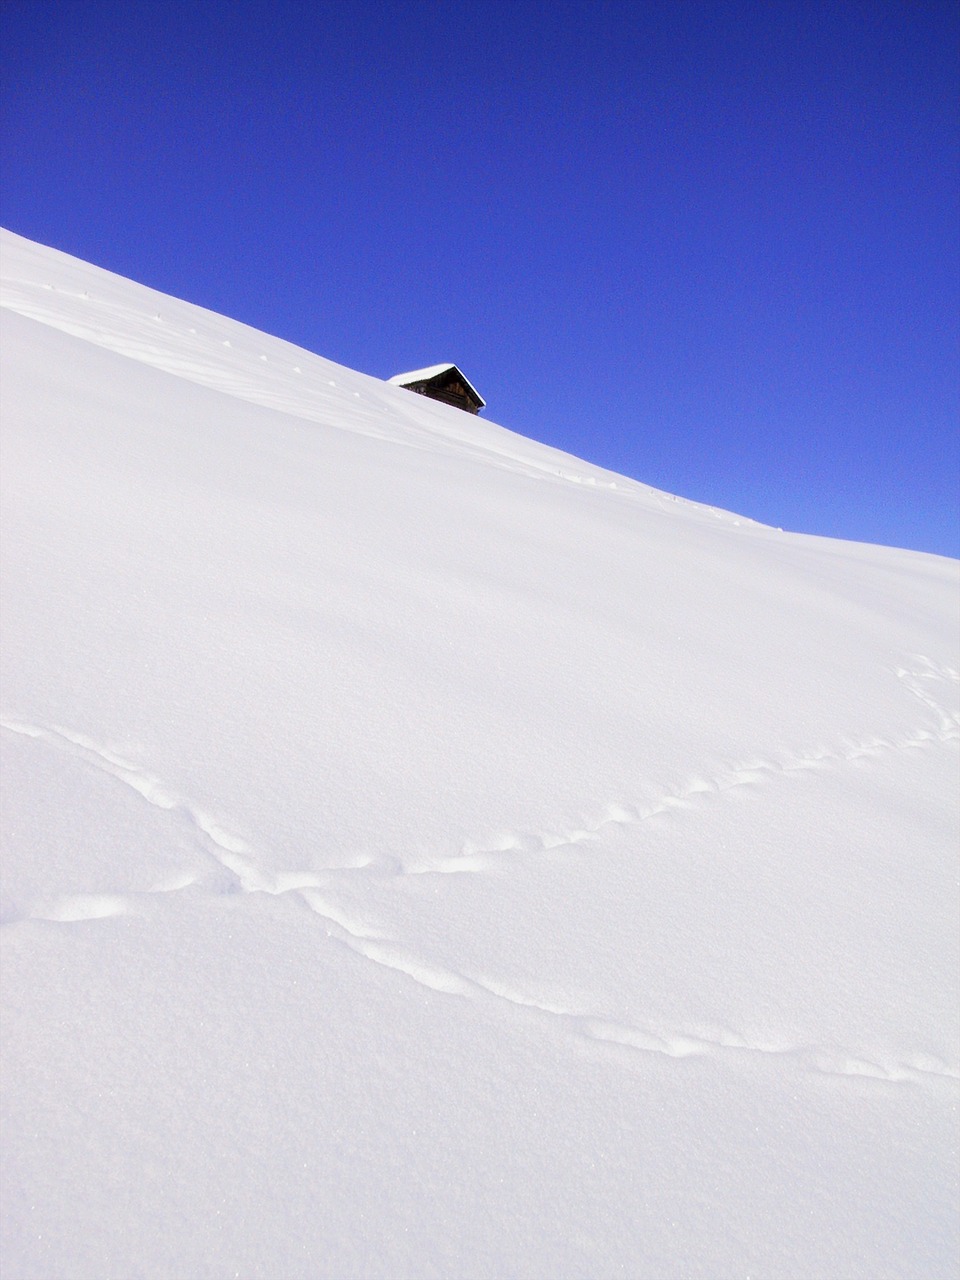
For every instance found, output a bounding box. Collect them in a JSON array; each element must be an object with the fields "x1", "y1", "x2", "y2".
[
  {"x1": 2, "y1": 708, "x2": 957, "y2": 1091},
  {"x1": 4, "y1": 692, "x2": 956, "y2": 894},
  {"x1": 13, "y1": 894, "x2": 129, "y2": 925},
  {"x1": 412, "y1": 709, "x2": 958, "y2": 877},
  {"x1": 4, "y1": 677, "x2": 956, "y2": 895},
  {"x1": 575, "y1": 1017, "x2": 958, "y2": 1084},
  {"x1": 896, "y1": 655, "x2": 960, "y2": 736},
  {"x1": 0, "y1": 717, "x2": 265, "y2": 895}
]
